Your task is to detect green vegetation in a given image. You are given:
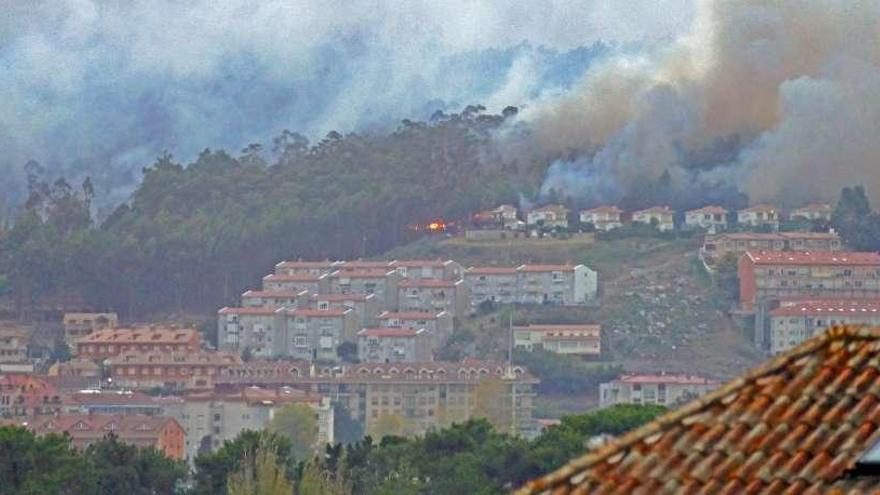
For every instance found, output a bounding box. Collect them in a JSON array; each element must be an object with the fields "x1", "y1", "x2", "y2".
[
  {"x1": 832, "y1": 185, "x2": 880, "y2": 251},
  {"x1": 0, "y1": 404, "x2": 666, "y2": 495},
  {"x1": 513, "y1": 350, "x2": 622, "y2": 395},
  {"x1": 0, "y1": 108, "x2": 541, "y2": 318}
]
